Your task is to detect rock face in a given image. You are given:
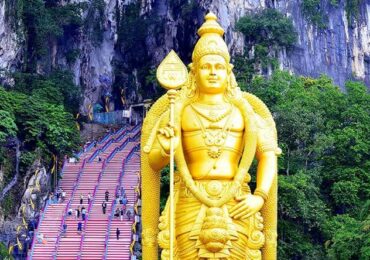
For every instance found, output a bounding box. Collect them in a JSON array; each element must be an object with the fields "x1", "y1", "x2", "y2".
[
  {"x1": 0, "y1": 160, "x2": 49, "y2": 247},
  {"x1": 0, "y1": 0, "x2": 23, "y2": 74},
  {"x1": 18, "y1": 163, "x2": 50, "y2": 220},
  {"x1": 0, "y1": 0, "x2": 369, "y2": 113}
]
